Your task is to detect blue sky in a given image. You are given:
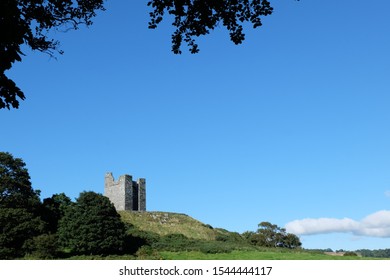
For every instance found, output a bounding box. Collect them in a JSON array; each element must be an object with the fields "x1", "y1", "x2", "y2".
[{"x1": 2, "y1": 0, "x2": 390, "y2": 251}]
